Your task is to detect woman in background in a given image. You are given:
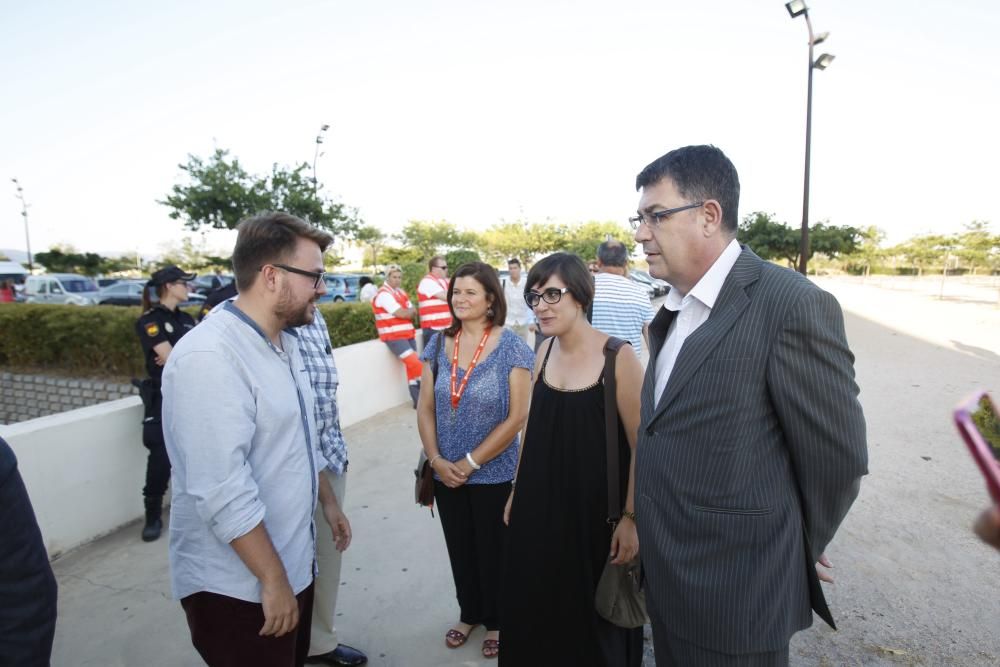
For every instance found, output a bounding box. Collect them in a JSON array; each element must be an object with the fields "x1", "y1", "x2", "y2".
[
  {"x1": 417, "y1": 261, "x2": 533, "y2": 660},
  {"x1": 134, "y1": 265, "x2": 196, "y2": 542}
]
